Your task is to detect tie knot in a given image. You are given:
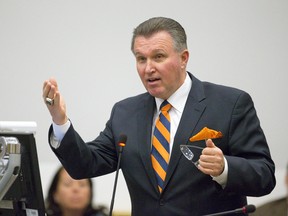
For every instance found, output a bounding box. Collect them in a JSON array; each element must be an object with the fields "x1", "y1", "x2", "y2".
[{"x1": 160, "y1": 100, "x2": 172, "y2": 112}]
